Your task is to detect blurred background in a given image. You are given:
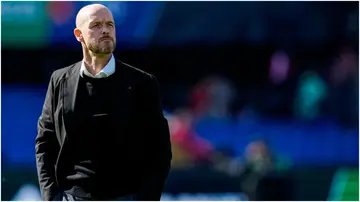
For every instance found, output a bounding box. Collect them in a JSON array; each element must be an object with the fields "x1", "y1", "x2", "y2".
[{"x1": 1, "y1": 1, "x2": 359, "y2": 201}]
